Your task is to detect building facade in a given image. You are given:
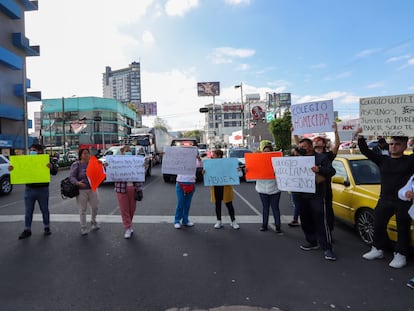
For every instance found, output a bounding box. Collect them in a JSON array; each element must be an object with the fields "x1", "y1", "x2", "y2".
[
  {"x1": 41, "y1": 97, "x2": 136, "y2": 151},
  {"x1": 103, "y1": 62, "x2": 142, "y2": 126},
  {"x1": 0, "y1": 0, "x2": 40, "y2": 154}
]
